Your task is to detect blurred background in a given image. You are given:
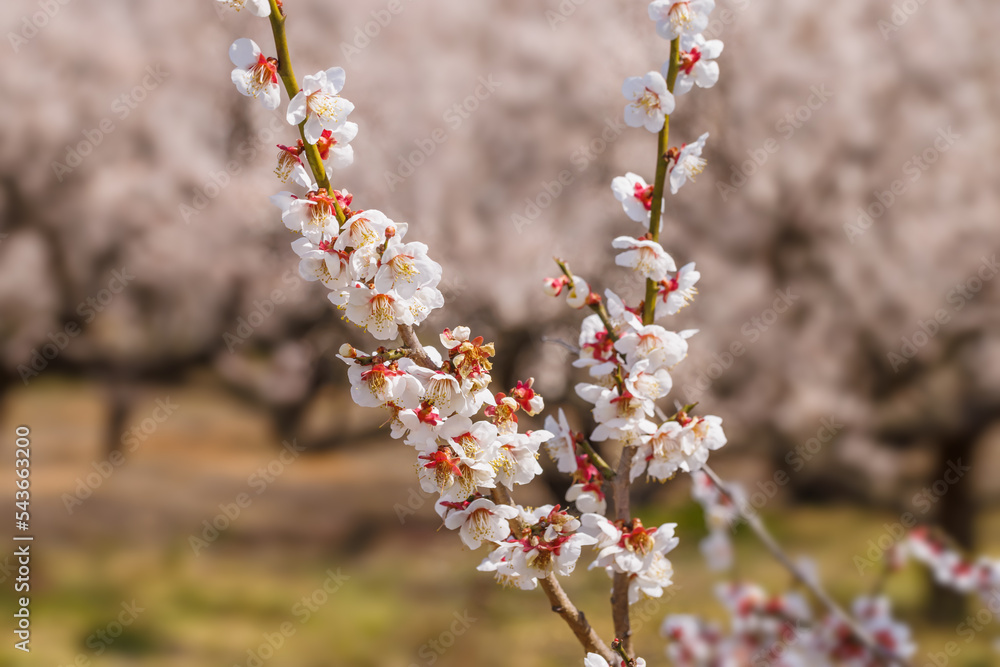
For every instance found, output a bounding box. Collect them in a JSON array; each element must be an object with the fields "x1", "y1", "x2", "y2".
[{"x1": 1, "y1": 0, "x2": 1000, "y2": 664}]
